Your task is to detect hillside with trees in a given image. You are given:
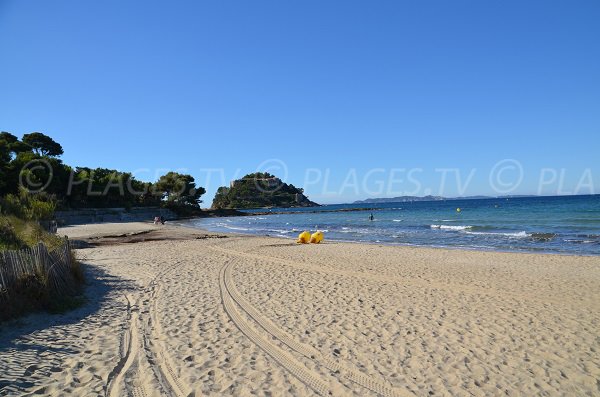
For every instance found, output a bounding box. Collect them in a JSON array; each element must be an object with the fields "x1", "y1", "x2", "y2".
[
  {"x1": 0, "y1": 131, "x2": 209, "y2": 319},
  {"x1": 0, "y1": 131, "x2": 205, "y2": 215},
  {"x1": 212, "y1": 172, "x2": 318, "y2": 209}
]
